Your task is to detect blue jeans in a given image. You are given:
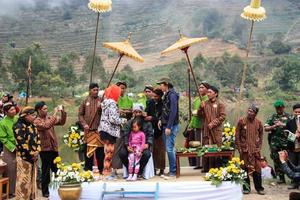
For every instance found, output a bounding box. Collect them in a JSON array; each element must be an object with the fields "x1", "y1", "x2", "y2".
[{"x1": 162, "y1": 124, "x2": 179, "y2": 174}]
